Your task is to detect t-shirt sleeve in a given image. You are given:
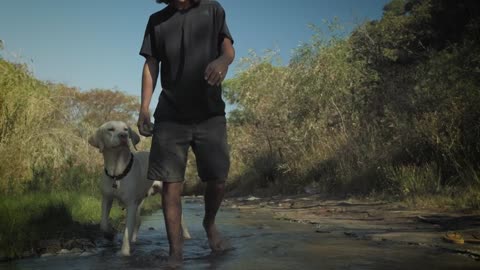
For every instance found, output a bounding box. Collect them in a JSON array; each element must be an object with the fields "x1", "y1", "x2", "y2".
[
  {"x1": 139, "y1": 17, "x2": 160, "y2": 60},
  {"x1": 216, "y1": 3, "x2": 234, "y2": 45}
]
